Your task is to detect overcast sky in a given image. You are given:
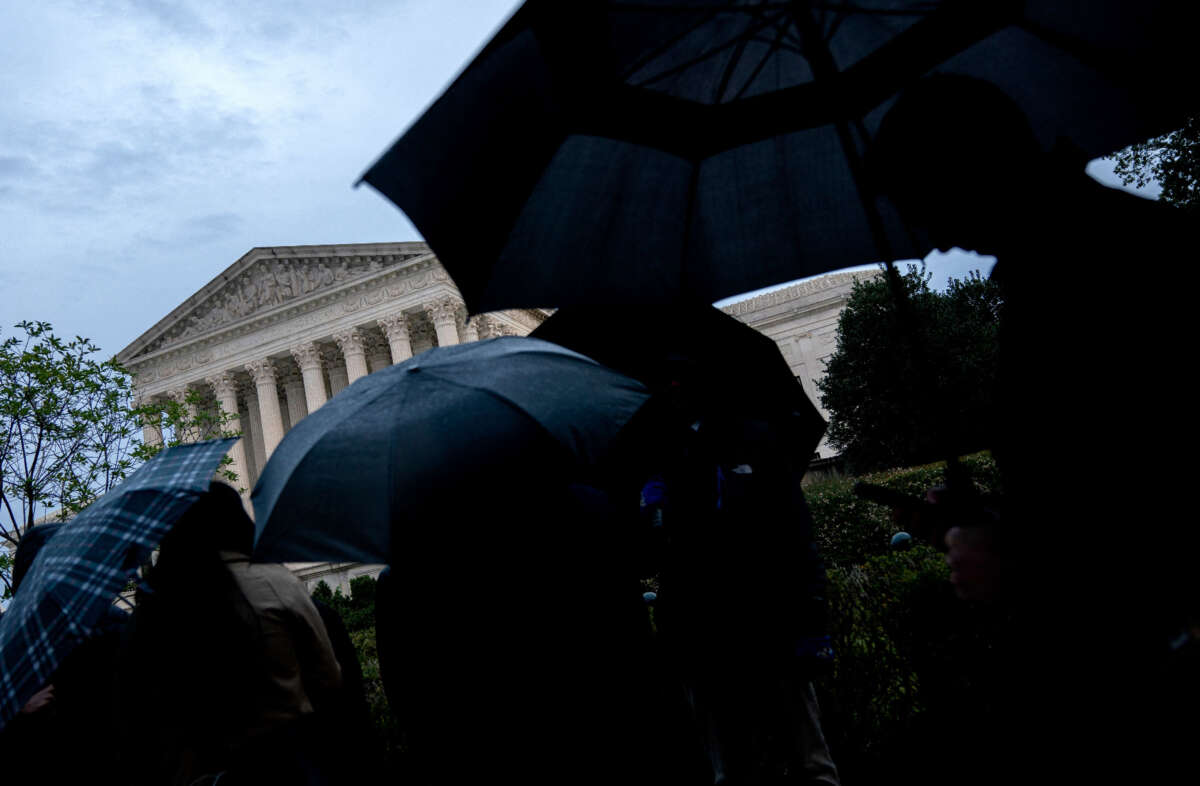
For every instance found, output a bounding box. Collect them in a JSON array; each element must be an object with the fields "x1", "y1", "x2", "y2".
[{"x1": 0, "y1": 1, "x2": 1155, "y2": 359}]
